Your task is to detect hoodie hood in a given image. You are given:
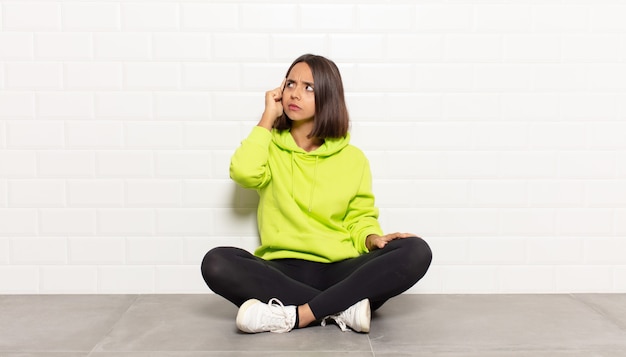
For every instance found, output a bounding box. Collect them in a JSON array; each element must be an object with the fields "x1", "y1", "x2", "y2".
[{"x1": 272, "y1": 129, "x2": 350, "y2": 157}]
